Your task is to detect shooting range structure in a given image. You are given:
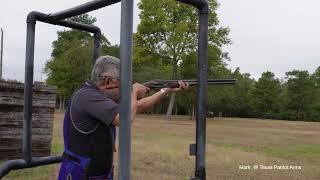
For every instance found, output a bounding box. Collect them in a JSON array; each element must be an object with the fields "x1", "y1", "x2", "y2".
[
  {"x1": 0, "y1": 0, "x2": 210, "y2": 179},
  {"x1": 0, "y1": 80, "x2": 56, "y2": 160}
]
